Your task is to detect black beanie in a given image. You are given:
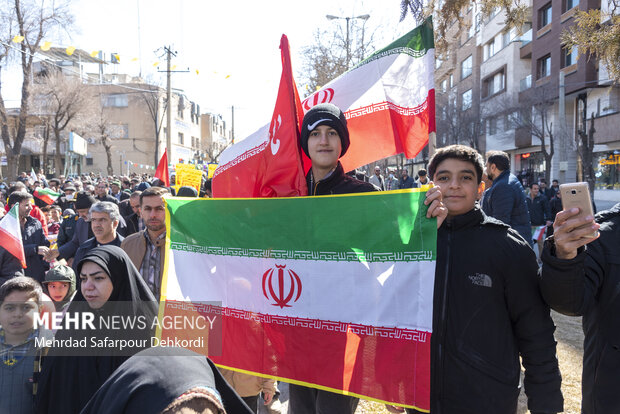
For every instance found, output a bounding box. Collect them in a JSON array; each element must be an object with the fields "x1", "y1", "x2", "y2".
[
  {"x1": 74, "y1": 191, "x2": 97, "y2": 210},
  {"x1": 301, "y1": 103, "x2": 350, "y2": 158}
]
